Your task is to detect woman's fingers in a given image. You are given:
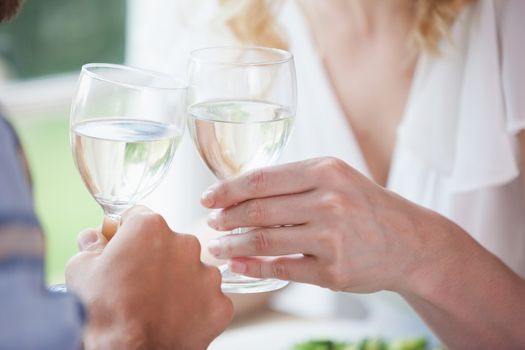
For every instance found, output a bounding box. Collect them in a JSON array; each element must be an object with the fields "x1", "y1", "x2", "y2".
[
  {"x1": 207, "y1": 191, "x2": 316, "y2": 231},
  {"x1": 201, "y1": 159, "x2": 320, "y2": 209},
  {"x1": 229, "y1": 255, "x2": 321, "y2": 285},
  {"x1": 208, "y1": 225, "x2": 321, "y2": 258}
]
